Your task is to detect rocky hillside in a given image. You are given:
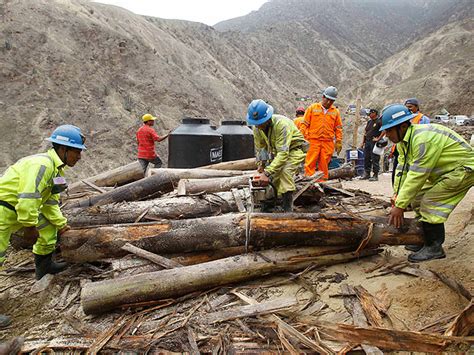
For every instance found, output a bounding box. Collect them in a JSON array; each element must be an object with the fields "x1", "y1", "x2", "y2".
[
  {"x1": 344, "y1": 18, "x2": 474, "y2": 116},
  {"x1": 1, "y1": 0, "x2": 472, "y2": 179},
  {"x1": 215, "y1": 0, "x2": 465, "y2": 68}
]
